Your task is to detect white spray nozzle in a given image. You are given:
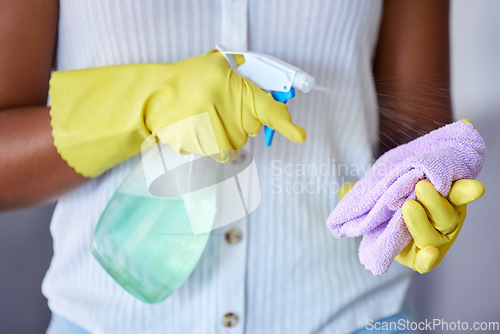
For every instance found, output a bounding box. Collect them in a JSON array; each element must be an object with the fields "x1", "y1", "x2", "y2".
[
  {"x1": 293, "y1": 70, "x2": 315, "y2": 93},
  {"x1": 215, "y1": 44, "x2": 314, "y2": 93}
]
